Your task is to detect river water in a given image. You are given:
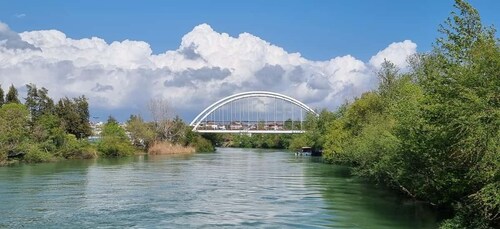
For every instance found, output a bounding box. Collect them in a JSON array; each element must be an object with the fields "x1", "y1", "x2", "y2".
[{"x1": 0, "y1": 148, "x2": 439, "y2": 228}]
